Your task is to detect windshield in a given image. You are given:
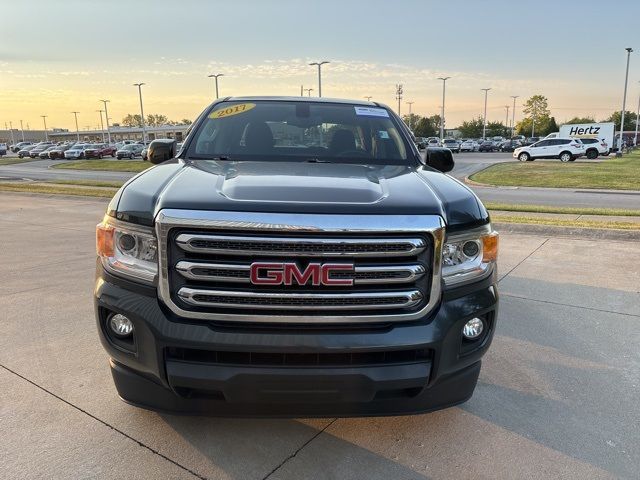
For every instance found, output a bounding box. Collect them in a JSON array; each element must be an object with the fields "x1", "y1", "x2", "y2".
[{"x1": 186, "y1": 100, "x2": 412, "y2": 165}]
